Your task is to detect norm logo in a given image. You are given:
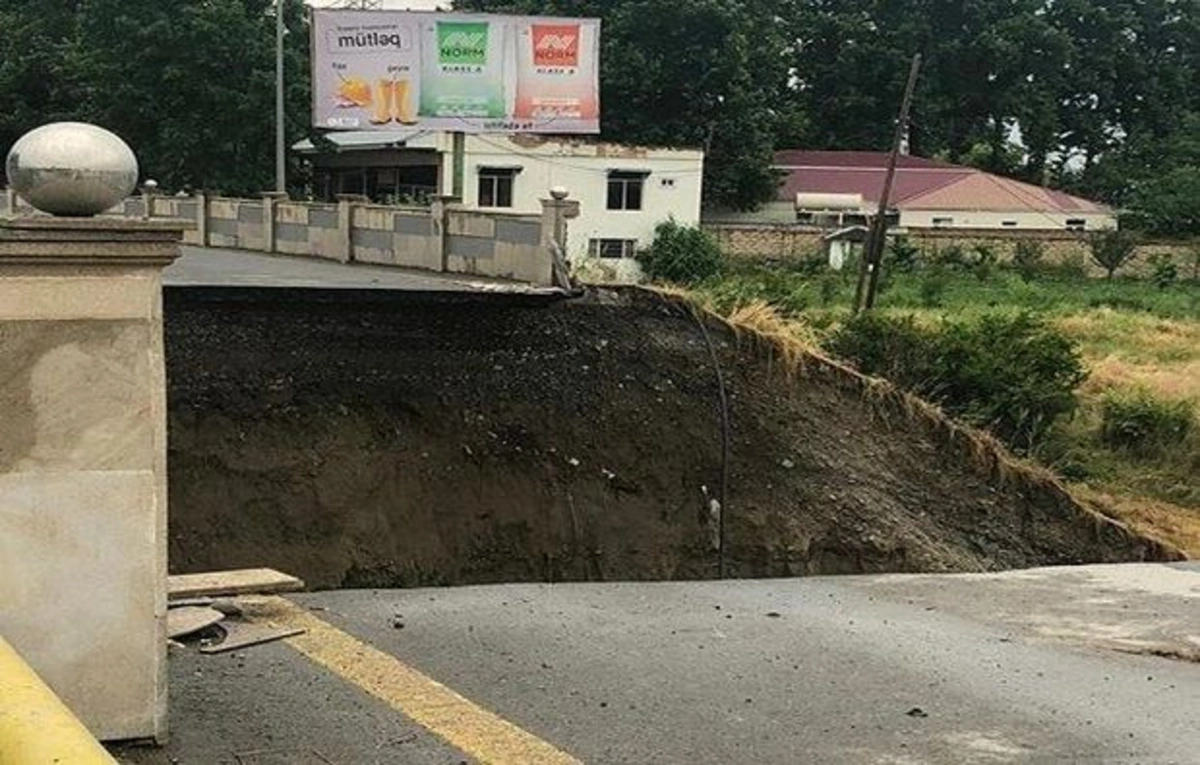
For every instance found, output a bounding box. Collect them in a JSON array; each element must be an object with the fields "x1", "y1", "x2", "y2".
[
  {"x1": 438, "y1": 22, "x2": 488, "y2": 65},
  {"x1": 532, "y1": 24, "x2": 579, "y2": 67}
]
